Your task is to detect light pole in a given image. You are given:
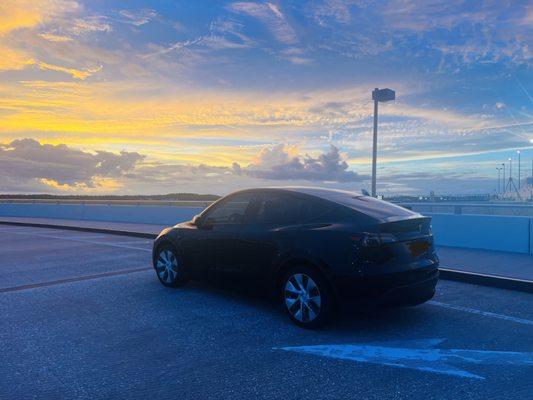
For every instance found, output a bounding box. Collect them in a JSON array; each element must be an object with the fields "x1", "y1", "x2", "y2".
[
  {"x1": 509, "y1": 157, "x2": 512, "y2": 185},
  {"x1": 504, "y1": 157, "x2": 521, "y2": 199},
  {"x1": 371, "y1": 88, "x2": 395, "y2": 197},
  {"x1": 517, "y1": 150, "x2": 521, "y2": 190},
  {"x1": 496, "y1": 167, "x2": 502, "y2": 196},
  {"x1": 502, "y1": 163, "x2": 506, "y2": 195}
]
